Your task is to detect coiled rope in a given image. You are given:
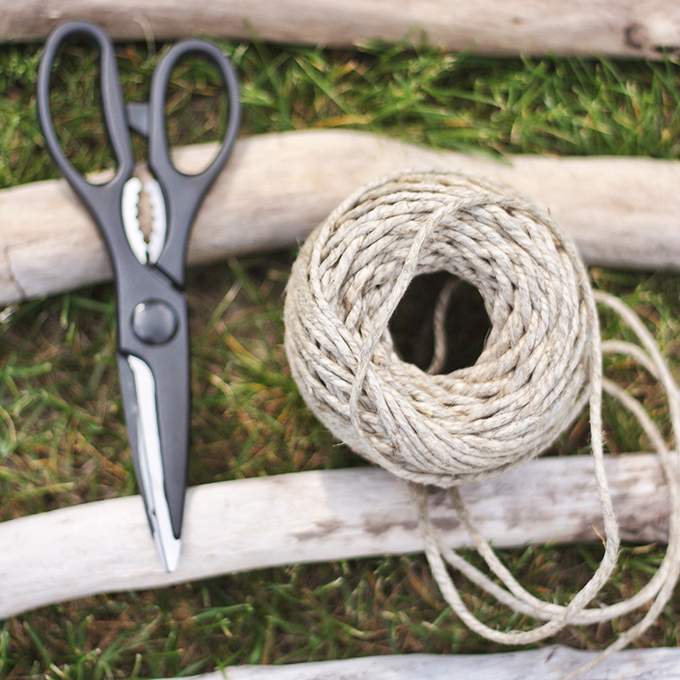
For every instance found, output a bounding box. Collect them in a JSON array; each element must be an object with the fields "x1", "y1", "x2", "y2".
[{"x1": 283, "y1": 169, "x2": 680, "y2": 678}]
